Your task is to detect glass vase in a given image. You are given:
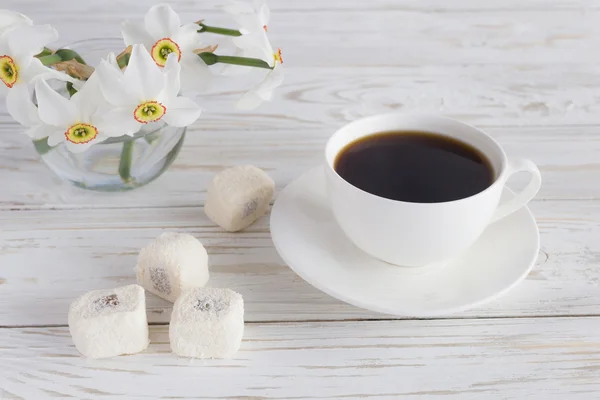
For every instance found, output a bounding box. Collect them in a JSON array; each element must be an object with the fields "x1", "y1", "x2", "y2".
[{"x1": 33, "y1": 38, "x2": 185, "y2": 191}]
